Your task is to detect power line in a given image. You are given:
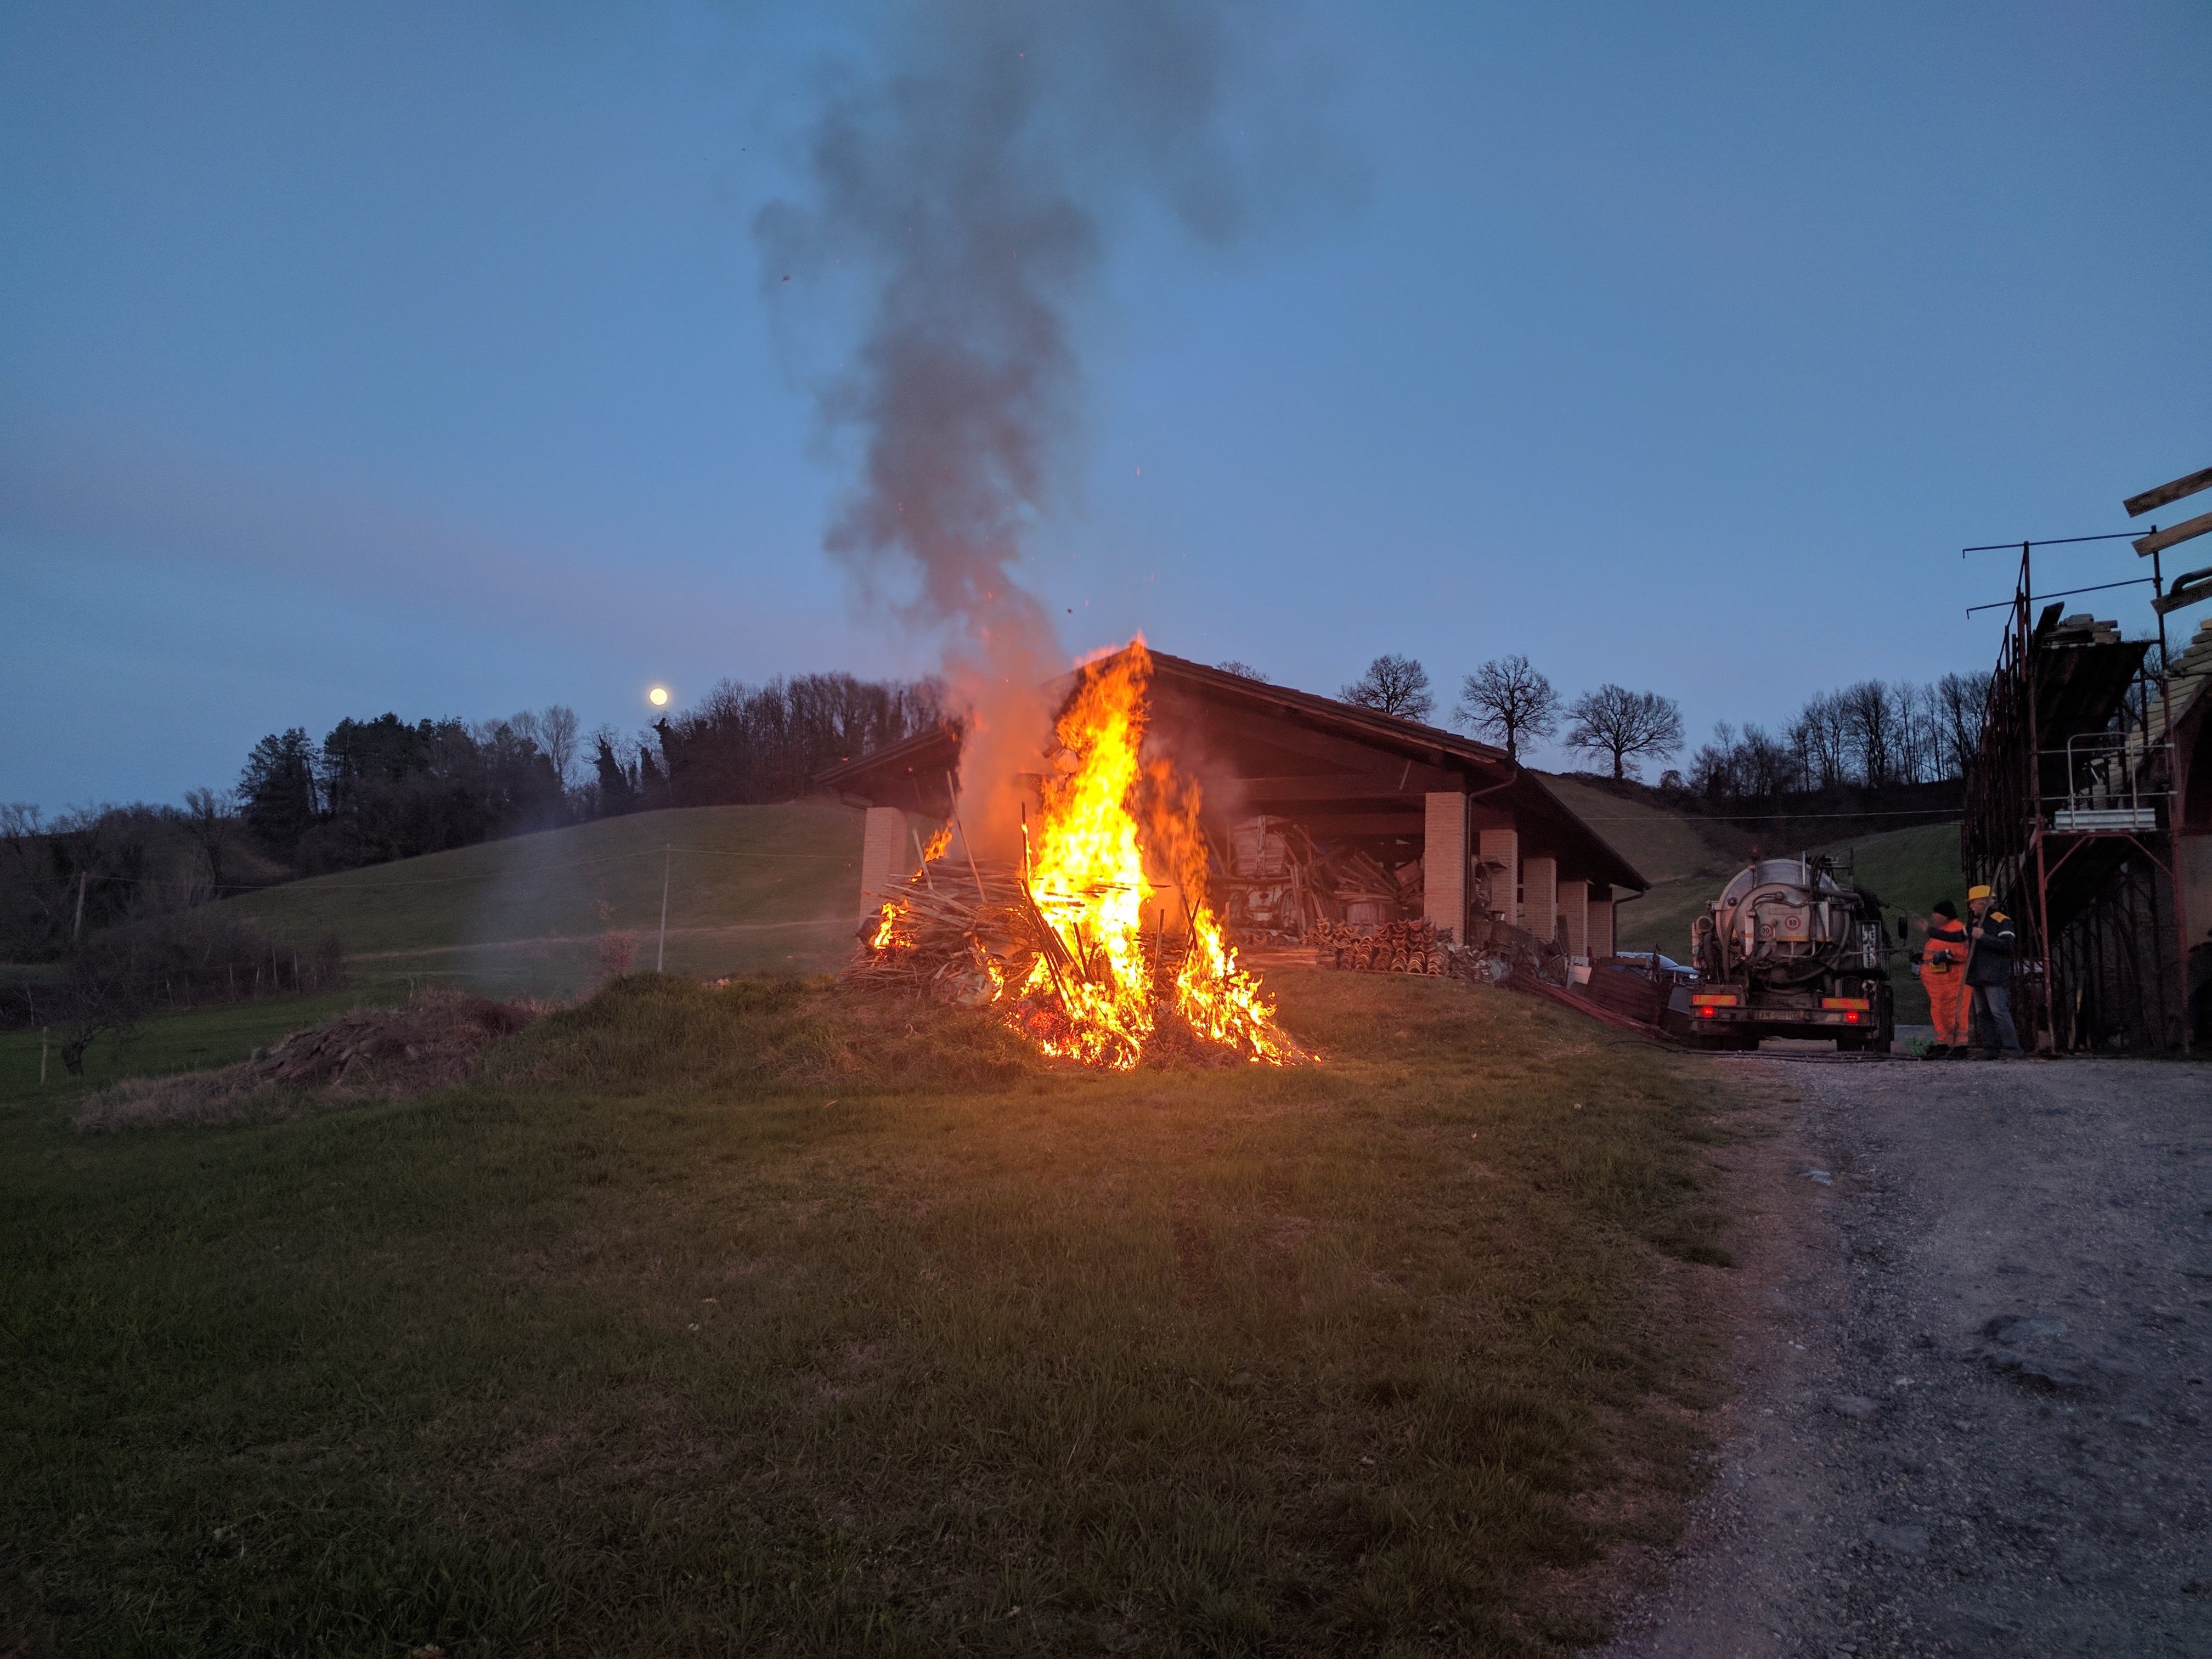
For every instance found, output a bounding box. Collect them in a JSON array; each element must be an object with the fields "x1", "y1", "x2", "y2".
[{"x1": 1576, "y1": 809, "x2": 1959, "y2": 822}]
